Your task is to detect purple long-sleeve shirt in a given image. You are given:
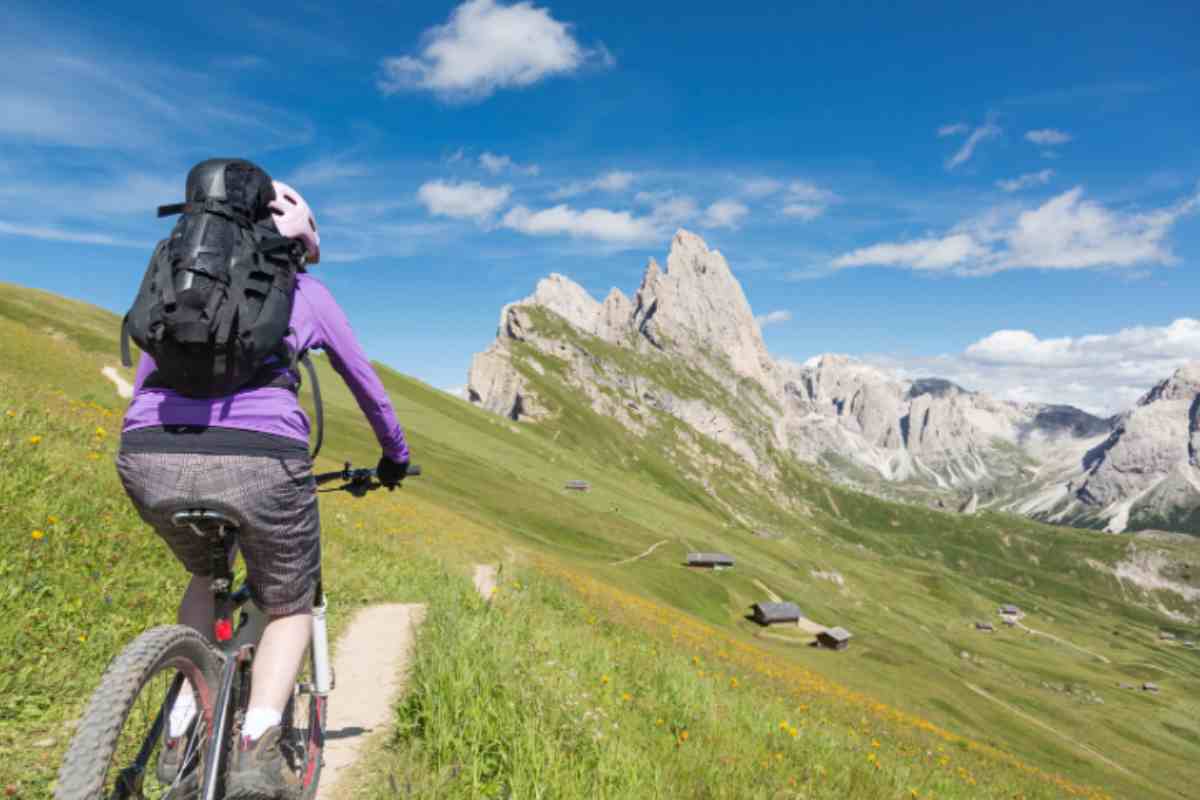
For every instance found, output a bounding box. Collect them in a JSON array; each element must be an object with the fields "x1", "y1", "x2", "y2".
[{"x1": 122, "y1": 273, "x2": 410, "y2": 463}]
